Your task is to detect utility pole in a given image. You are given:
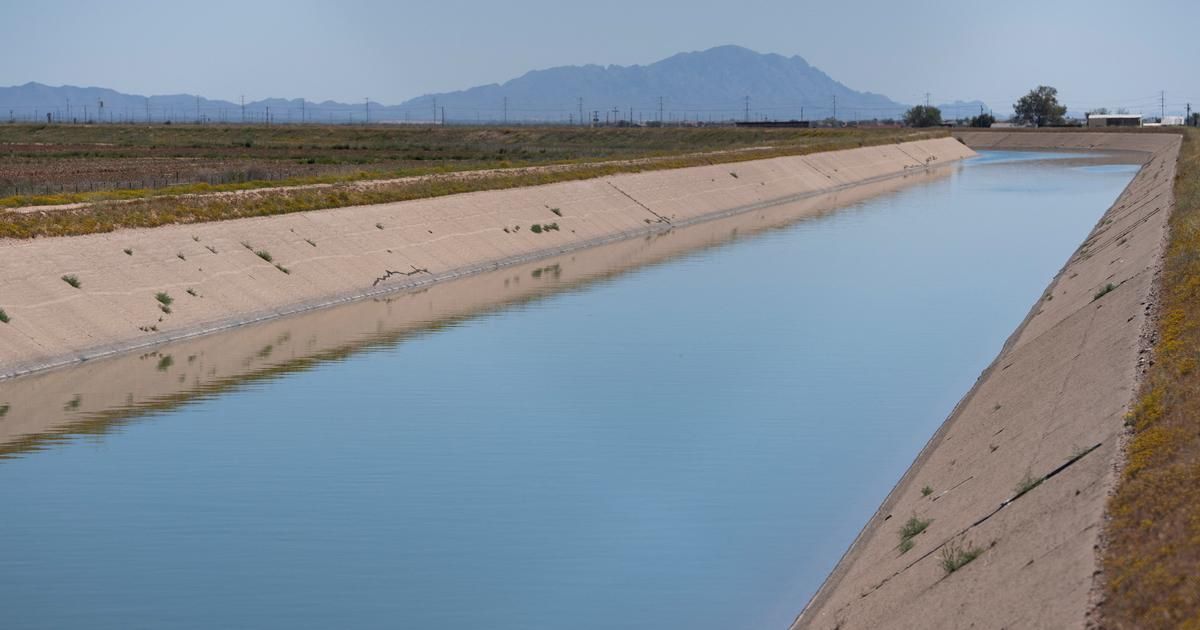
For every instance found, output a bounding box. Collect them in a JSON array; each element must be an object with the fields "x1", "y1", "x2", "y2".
[
  {"x1": 800, "y1": 105, "x2": 804, "y2": 121},
  {"x1": 241, "y1": 95, "x2": 245, "y2": 123},
  {"x1": 1188, "y1": 103, "x2": 1193, "y2": 126},
  {"x1": 364, "y1": 97, "x2": 370, "y2": 125},
  {"x1": 432, "y1": 97, "x2": 437, "y2": 124},
  {"x1": 578, "y1": 97, "x2": 583, "y2": 127},
  {"x1": 832, "y1": 95, "x2": 837, "y2": 122},
  {"x1": 441, "y1": 106, "x2": 445, "y2": 126},
  {"x1": 301, "y1": 99, "x2": 306, "y2": 124},
  {"x1": 925, "y1": 92, "x2": 930, "y2": 107},
  {"x1": 196, "y1": 95, "x2": 200, "y2": 123},
  {"x1": 744, "y1": 95, "x2": 750, "y2": 122},
  {"x1": 1161, "y1": 91, "x2": 1165, "y2": 121},
  {"x1": 145, "y1": 97, "x2": 150, "y2": 123},
  {"x1": 503, "y1": 96, "x2": 508, "y2": 124},
  {"x1": 659, "y1": 96, "x2": 664, "y2": 123}
]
